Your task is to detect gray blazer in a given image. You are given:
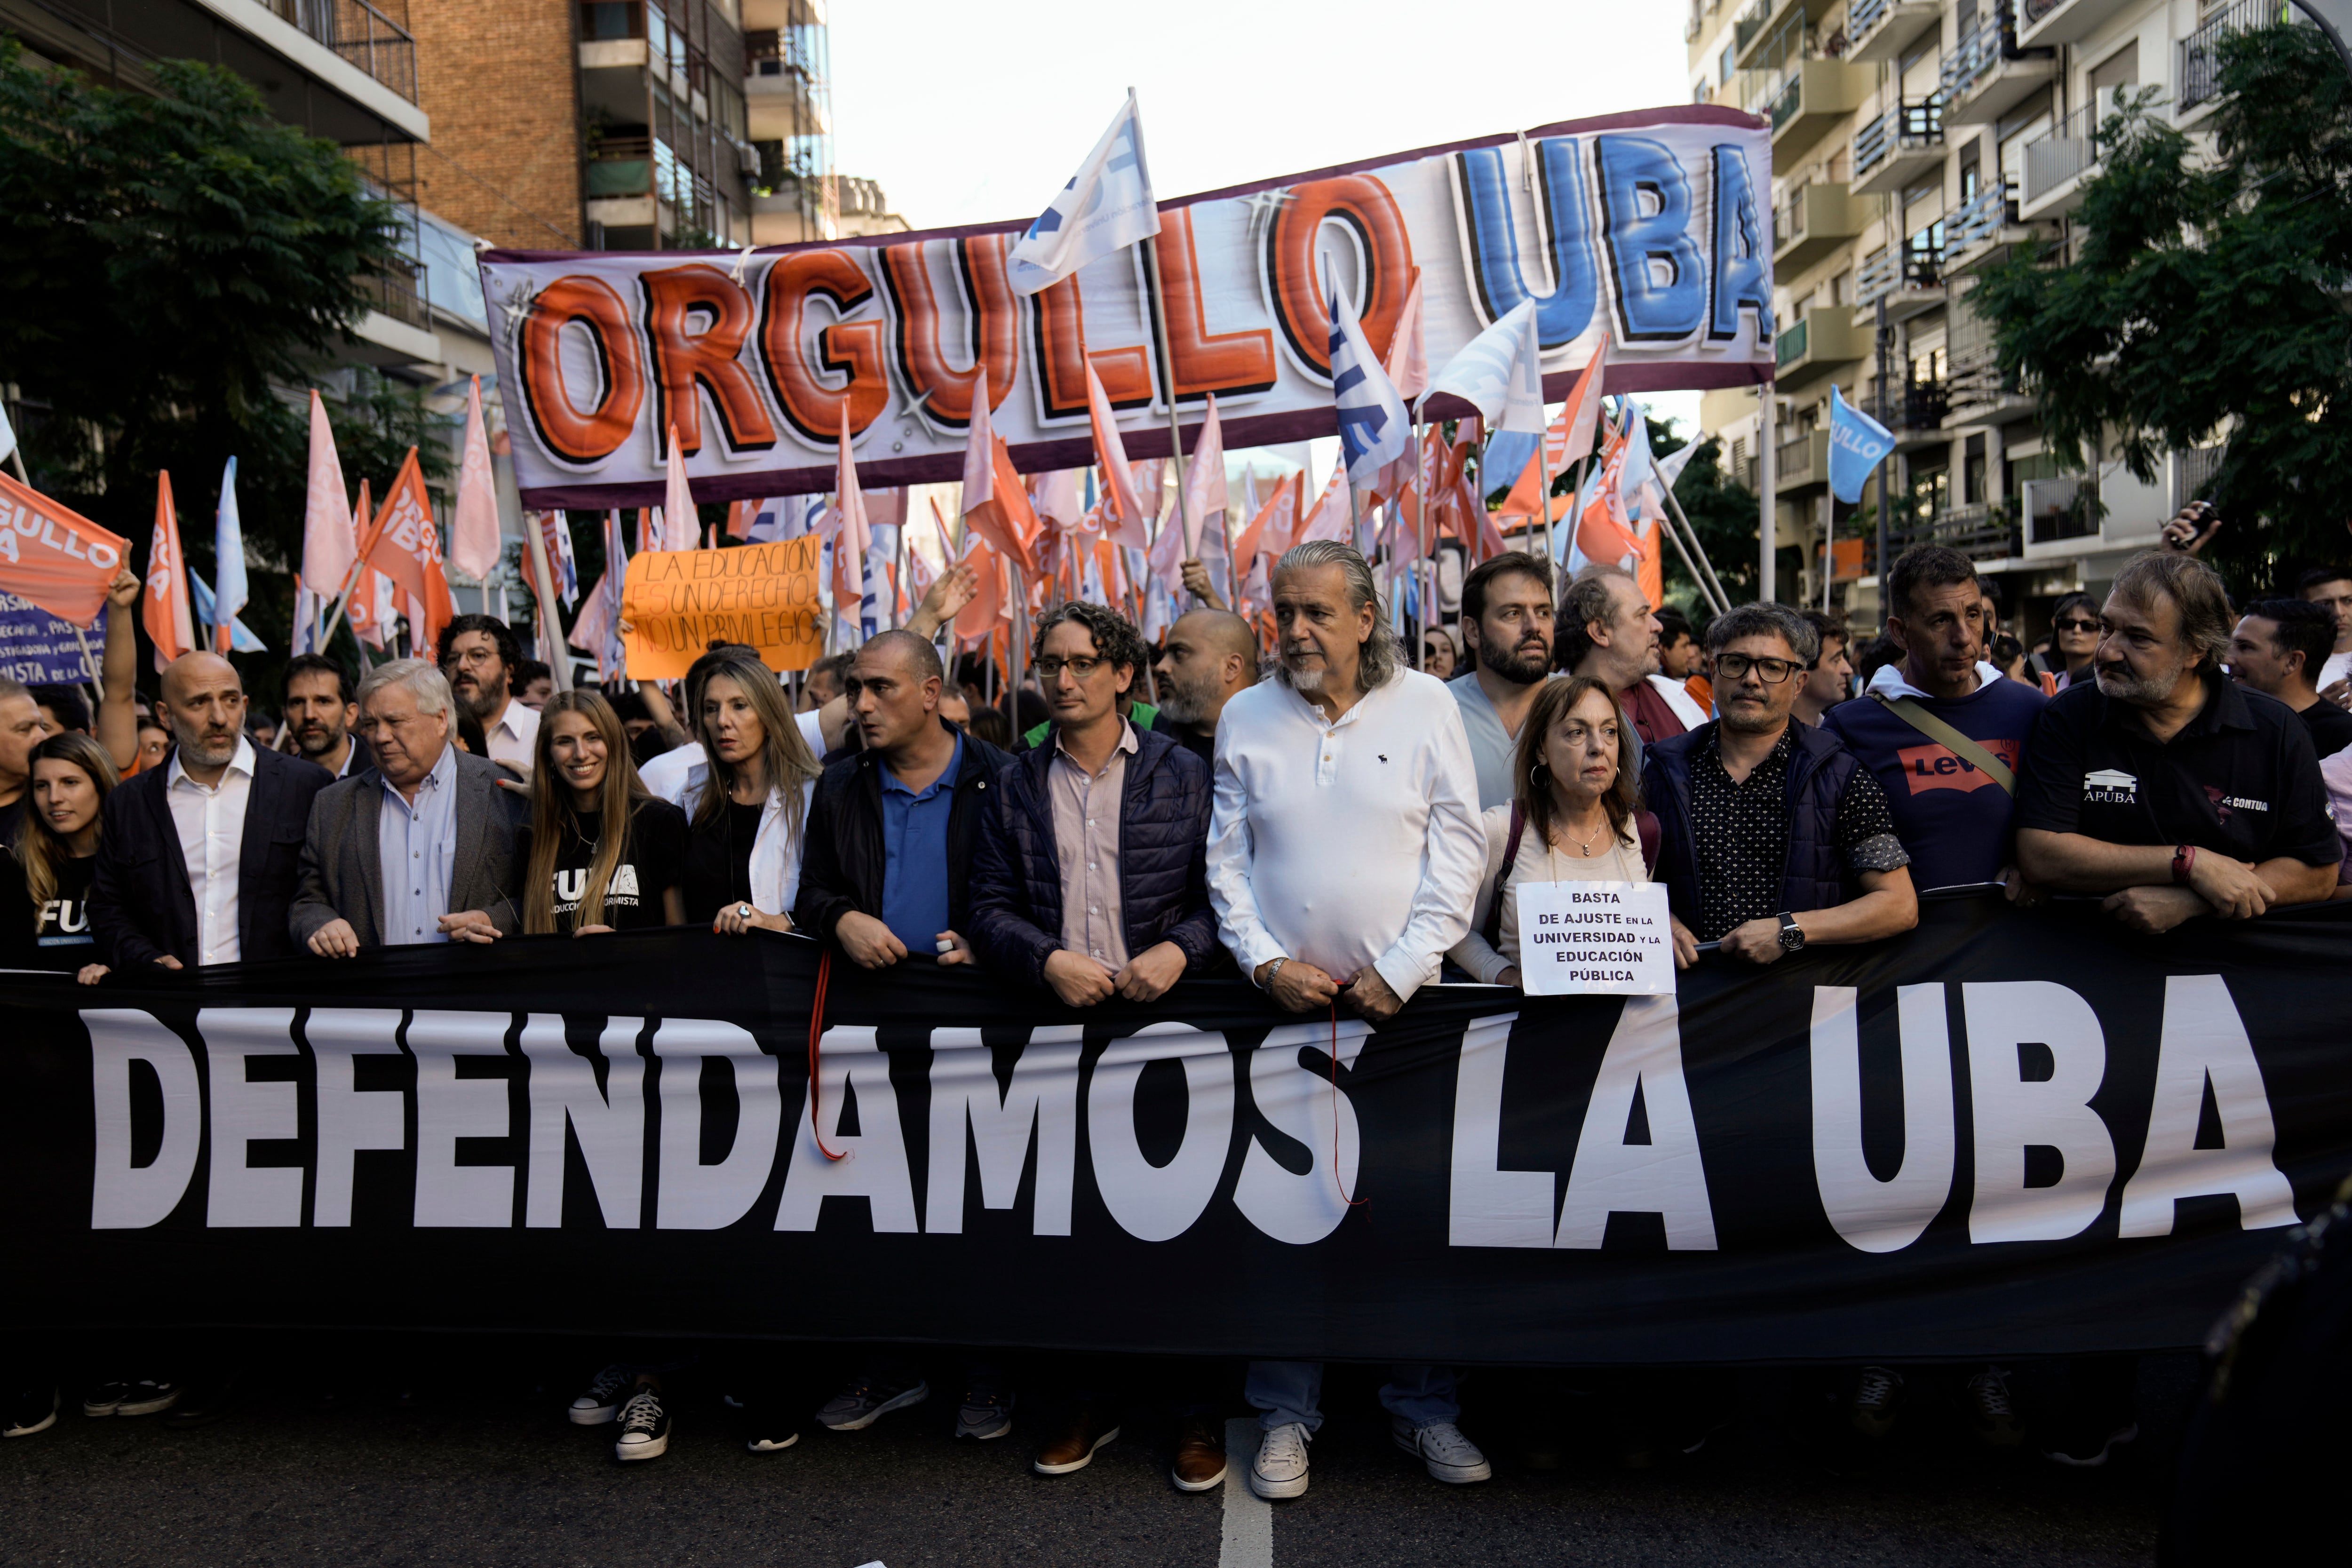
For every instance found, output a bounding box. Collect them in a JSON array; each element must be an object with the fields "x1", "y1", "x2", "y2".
[{"x1": 288, "y1": 748, "x2": 525, "y2": 949}]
